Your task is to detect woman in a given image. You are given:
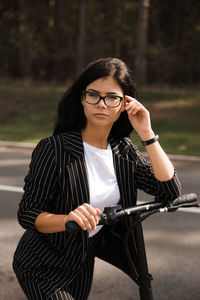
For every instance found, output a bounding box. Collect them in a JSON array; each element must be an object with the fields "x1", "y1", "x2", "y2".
[{"x1": 13, "y1": 57, "x2": 181, "y2": 300}]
